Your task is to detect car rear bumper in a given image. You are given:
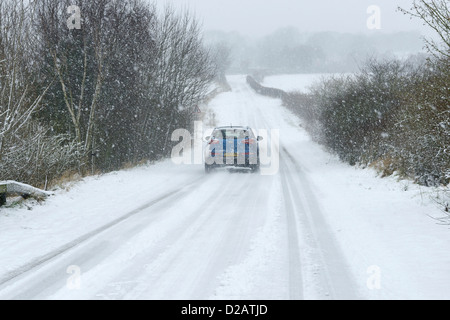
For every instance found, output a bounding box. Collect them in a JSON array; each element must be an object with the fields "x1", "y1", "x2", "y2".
[{"x1": 205, "y1": 153, "x2": 259, "y2": 167}]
